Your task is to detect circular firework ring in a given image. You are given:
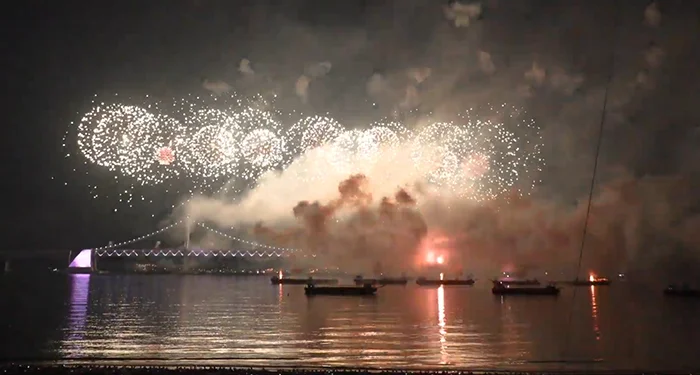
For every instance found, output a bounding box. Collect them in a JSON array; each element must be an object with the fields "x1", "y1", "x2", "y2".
[
  {"x1": 179, "y1": 125, "x2": 241, "y2": 178},
  {"x1": 357, "y1": 126, "x2": 401, "y2": 162},
  {"x1": 77, "y1": 103, "x2": 184, "y2": 184},
  {"x1": 240, "y1": 129, "x2": 286, "y2": 170},
  {"x1": 286, "y1": 116, "x2": 345, "y2": 156},
  {"x1": 71, "y1": 96, "x2": 543, "y2": 215}
]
